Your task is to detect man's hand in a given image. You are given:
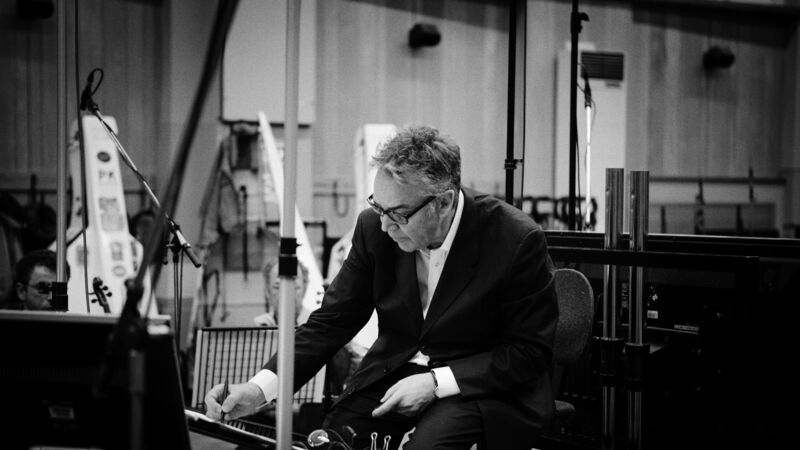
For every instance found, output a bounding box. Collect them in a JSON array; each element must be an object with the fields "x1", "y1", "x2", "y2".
[
  {"x1": 204, "y1": 382, "x2": 267, "y2": 421},
  {"x1": 372, "y1": 373, "x2": 436, "y2": 417}
]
